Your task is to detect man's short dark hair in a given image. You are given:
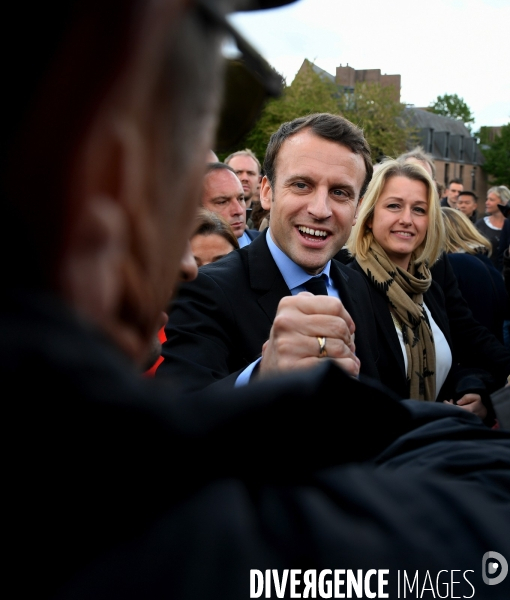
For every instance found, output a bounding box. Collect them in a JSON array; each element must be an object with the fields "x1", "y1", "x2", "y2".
[
  {"x1": 458, "y1": 190, "x2": 477, "y2": 201},
  {"x1": 263, "y1": 113, "x2": 373, "y2": 198},
  {"x1": 205, "y1": 162, "x2": 237, "y2": 177},
  {"x1": 448, "y1": 178, "x2": 463, "y2": 187},
  {"x1": 205, "y1": 162, "x2": 236, "y2": 175}
]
